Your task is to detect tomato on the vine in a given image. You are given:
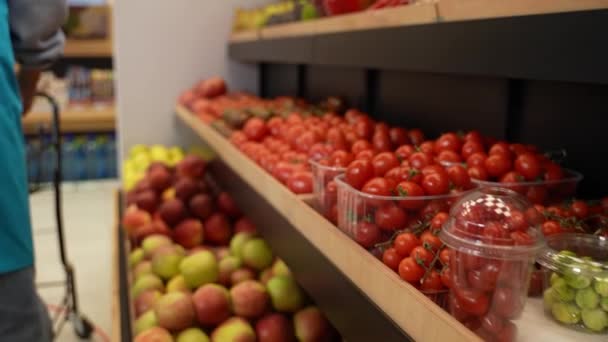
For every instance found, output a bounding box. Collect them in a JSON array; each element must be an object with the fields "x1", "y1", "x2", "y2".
[
  {"x1": 410, "y1": 246, "x2": 433, "y2": 267},
  {"x1": 431, "y1": 212, "x2": 449, "y2": 231},
  {"x1": 382, "y1": 247, "x2": 403, "y2": 271},
  {"x1": 571, "y1": 200, "x2": 589, "y2": 219},
  {"x1": 420, "y1": 231, "x2": 442, "y2": 252},
  {"x1": 375, "y1": 204, "x2": 408, "y2": 231},
  {"x1": 420, "y1": 270, "x2": 444, "y2": 291},
  {"x1": 394, "y1": 232, "x2": 420, "y2": 257},
  {"x1": 439, "y1": 248, "x2": 451, "y2": 266},
  {"x1": 398, "y1": 257, "x2": 425, "y2": 283}
]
